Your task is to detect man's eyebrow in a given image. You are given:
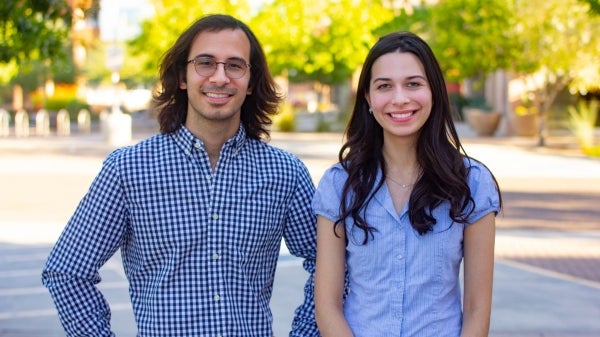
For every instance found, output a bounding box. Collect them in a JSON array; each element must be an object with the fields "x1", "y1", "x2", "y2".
[
  {"x1": 191, "y1": 54, "x2": 248, "y2": 63},
  {"x1": 191, "y1": 53, "x2": 214, "y2": 59}
]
